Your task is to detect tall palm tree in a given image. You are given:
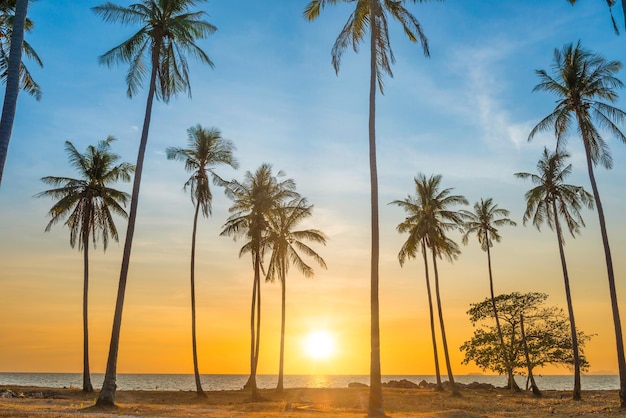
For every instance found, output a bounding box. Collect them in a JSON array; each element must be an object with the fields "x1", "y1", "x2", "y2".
[
  {"x1": 460, "y1": 198, "x2": 517, "y2": 391},
  {"x1": 92, "y1": 0, "x2": 216, "y2": 406},
  {"x1": 304, "y1": 1, "x2": 433, "y2": 414},
  {"x1": 34, "y1": 137, "x2": 133, "y2": 393},
  {"x1": 166, "y1": 125, "x2": 238, "y2": 397},
  {"x1": 412, "y1": 174, "x2": 466, "y2": 396},
  {"x1": 264, "y1": 197, "x2": 327, "y2": 393},
  {"x1": 515, "y1": 147, "x2": 593, "y2": 400},
  {"x1": 529, "y1": 41, "x2": 626, "y2": 406},
  {"x1": 221, "y1": 164, "x2": 298, "y2": 400},
  {"x1": 390, "y1": 191, "x2": 443, "y2": 391}
]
